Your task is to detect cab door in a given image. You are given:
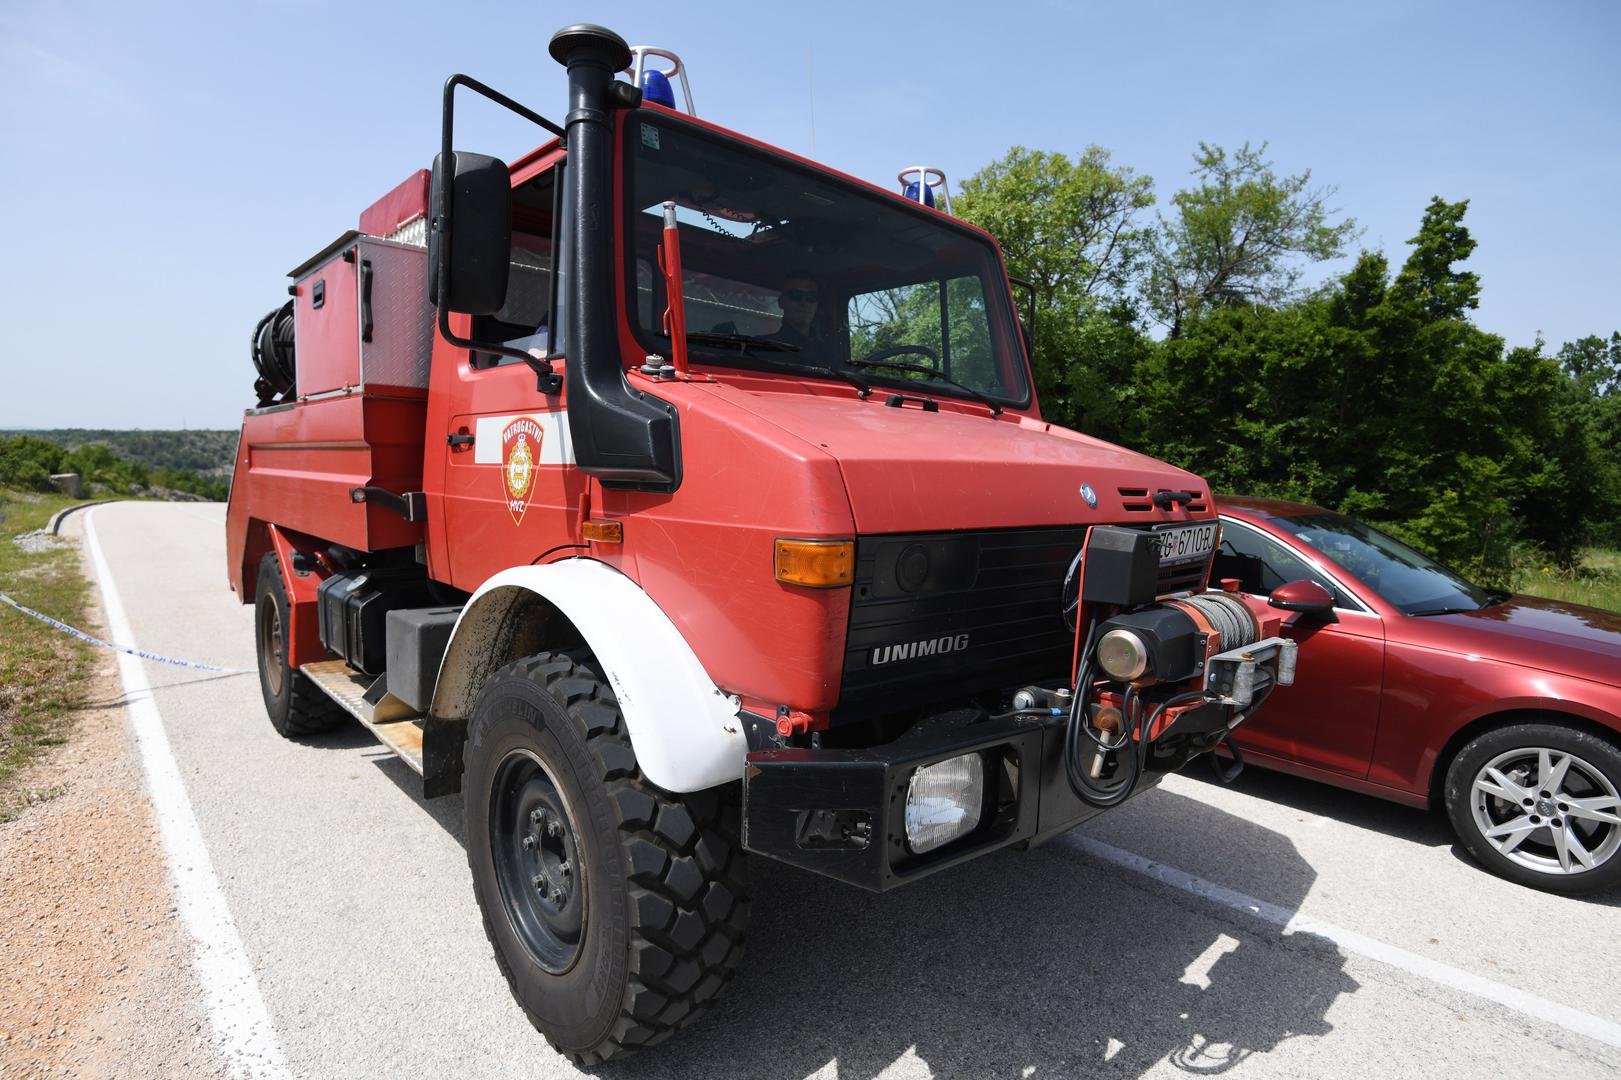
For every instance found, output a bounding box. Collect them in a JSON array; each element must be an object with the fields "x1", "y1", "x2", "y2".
[
  {"x1": 435, "y1": 161, "x2": 589, "y2": 590},
  {"x1": 1215, "y1": 518, "x2": 1386, "y2": 779}
]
